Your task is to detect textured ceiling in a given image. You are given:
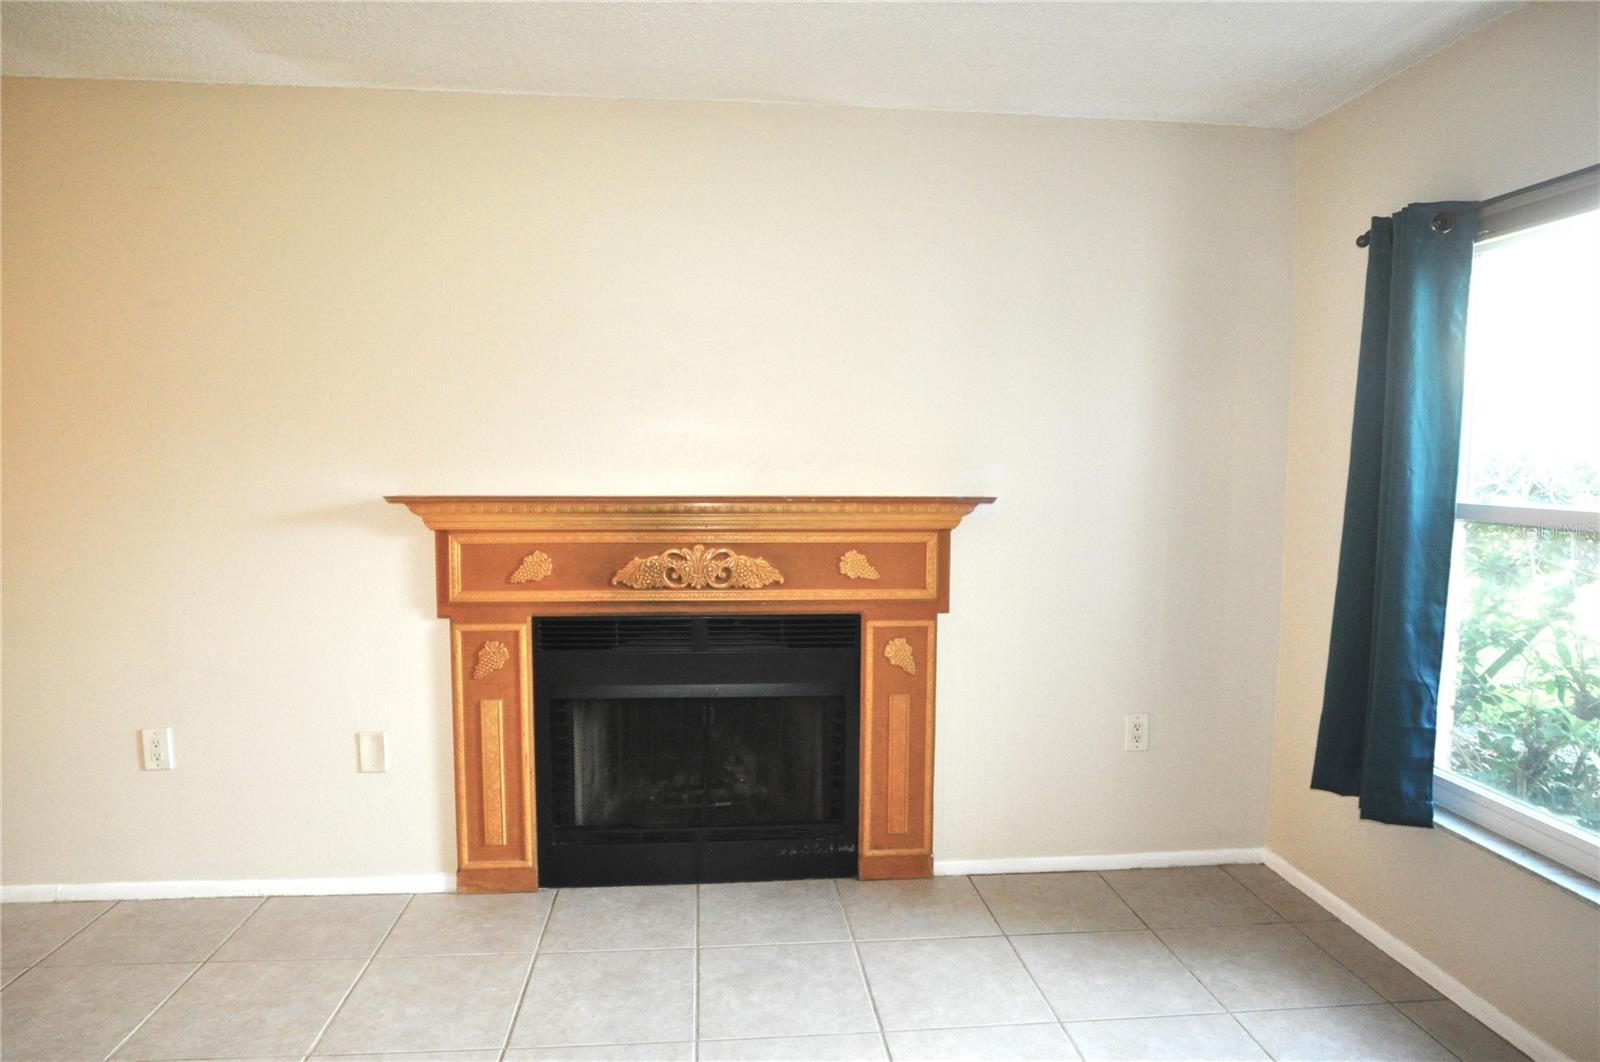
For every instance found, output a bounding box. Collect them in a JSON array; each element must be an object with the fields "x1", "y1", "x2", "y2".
[{"x1": 0, "y1": 1, "x2": 1520, "y2": 129}]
